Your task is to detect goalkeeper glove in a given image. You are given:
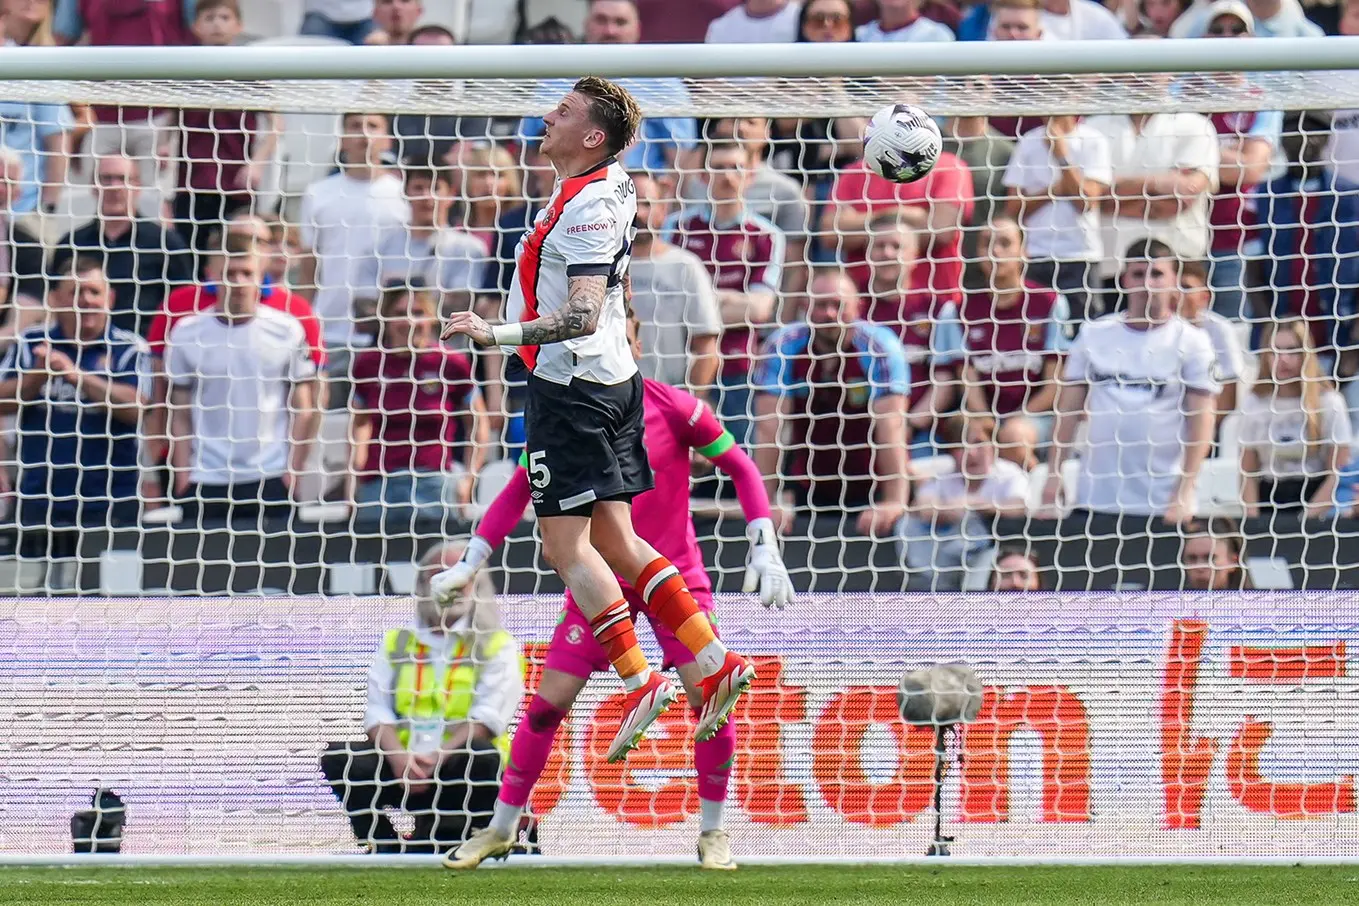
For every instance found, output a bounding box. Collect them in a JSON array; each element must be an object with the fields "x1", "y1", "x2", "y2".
[
  {"x1": 741, "y1": 517, "x2": 792, "y2": 609},
  {"x1": 429, "y1": 536, "x2": 492, "y2": 605}
]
